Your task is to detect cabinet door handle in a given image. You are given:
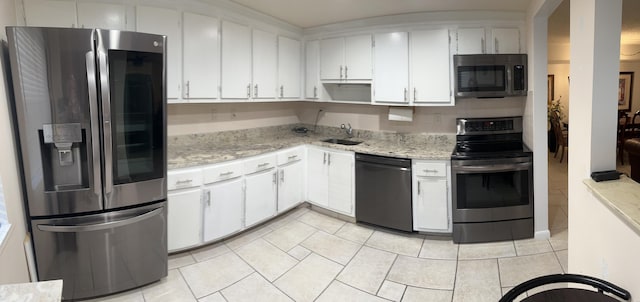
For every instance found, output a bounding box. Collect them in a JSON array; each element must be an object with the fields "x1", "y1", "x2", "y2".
[
  {"x1": 280, "y1": 85, "x2": 284, "y2": 98},
  {"x1": 258, "y1": 162, "x2": 270, "y2": 168},
  {"x1": 424, "y1": 169, "x2": 439, "y2": 173},
  {"x1": 414, "y1": 87, "x2": 417, "y2": 100},
  {"x1": 280, "y1": 170, "x2": 284, "y2": 183},
  {"x1": 481, "y1": 37, "x2": 486, "y2": 54},
  {"x1": 254, "y1": 84, "x2": 258, "y2": 98},
  {"x1": 206, "y1": 190, "x2": 211, "y2": 206},
  {"x1": 273, "y1": 172, "x2": 277, "y2": 184},
  {"x1": 340, "y1": 65, "x2": 343, "y2": 79},
  {"x1": 176, "y1": 179, "x2": 192, "y2": 185},
  {"x1": 288, "y1": 155, "x2": 298, "y2": 160},
  {"x1": 328, "y1": 153, "x2": 331, "y2": 166},
  {"x1": 495, "y1": 38, "x2": 499, "y2": 53},
  {"x1": 323, "y1": 152, "x2": 327, "y2": 164},
  {"x1": 418, "y1": 182, "x2": 421, "y2": 195},
  {"x1": 186, "y1": 80, "x2": 190, "y2": 99},
  {"x1": 314, "y1": 86, "x2": 318, "y2": 98},
  {"x1": 219, "y1": 171, "x2": 234, "y2": 177},
  {"x1": 404, "y1": 88, "x2": 407, "y2": 101},
  {"x1": 247, "y1": 84, "x2": 251, "y2": 98},
  {"x1": 345, "y1": 66, "x2": 348, "y2": 79}
]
